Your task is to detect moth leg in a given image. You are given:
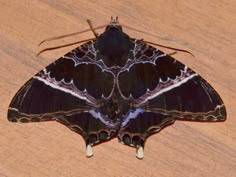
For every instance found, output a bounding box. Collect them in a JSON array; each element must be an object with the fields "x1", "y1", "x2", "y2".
[{"x1": 87, "y1": 20, "x2": 99, "y2": 38}]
